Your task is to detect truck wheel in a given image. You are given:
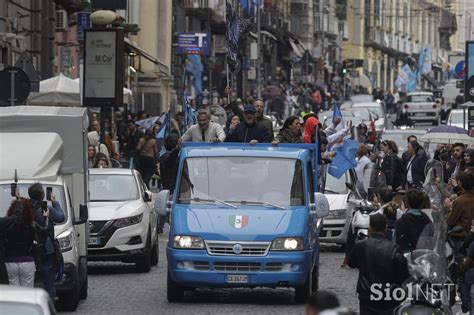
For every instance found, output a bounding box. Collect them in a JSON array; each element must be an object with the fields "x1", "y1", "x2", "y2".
[
  {"x1": 135, "y1": 236, "x2": 152, "y2": 273},
  {"x1": 432, "y1": 120, "x2": 438, "y2": 126},
  {"x1": 294, "y1": 267, "x2": 312, "y2": 304},
  {"x1": 311, "y1": 265, "x2": 319, "y2": 292},
  {"x1": 167, "y1": 272, "x2": 184, "y2": 302},
  {"x1": 57, "y1": 272, "x2": 80, "y2": 311},
  {"x1": 150, "y1": 232, "x2": 159, "y2": 266},
  {"x1": 79, "y1": 276, "x2": 88, "y2": 300}
]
